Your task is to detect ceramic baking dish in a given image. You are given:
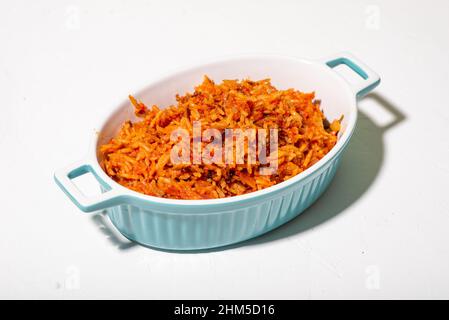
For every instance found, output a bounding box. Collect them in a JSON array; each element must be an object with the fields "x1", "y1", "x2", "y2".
[{"x1": 54, "y1": 52, "x2": 380, "y2": 250}]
